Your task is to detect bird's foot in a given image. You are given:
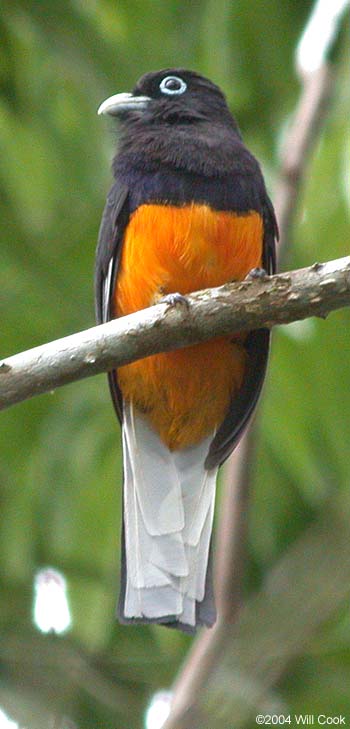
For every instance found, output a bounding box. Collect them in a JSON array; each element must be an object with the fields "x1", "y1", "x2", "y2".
[
  {"x1": 158, "y1": 292, "x2": 190, "y2": 309},
  {"x1": 246, "y1": 267, "x2": 268, "y2": 281}
]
